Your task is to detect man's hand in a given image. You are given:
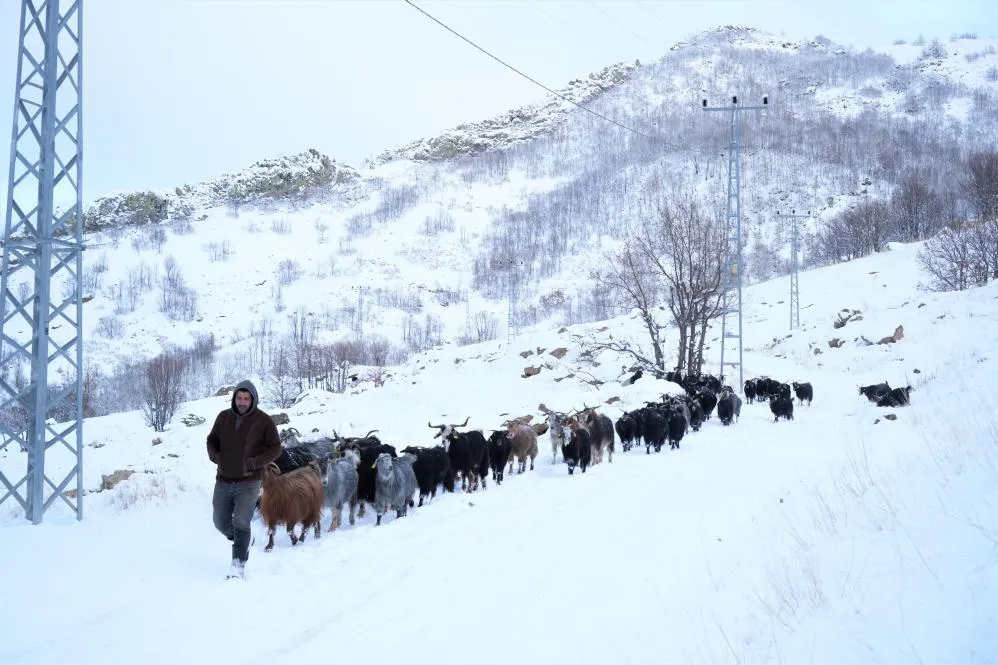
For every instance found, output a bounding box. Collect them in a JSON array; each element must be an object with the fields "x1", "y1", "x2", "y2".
[
  {"x1": 208, "y1": 451, "x2": 218, "y2": 464},
  {"x1": 245, "y1": 458, "x2": 257, "y2": 472}
]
